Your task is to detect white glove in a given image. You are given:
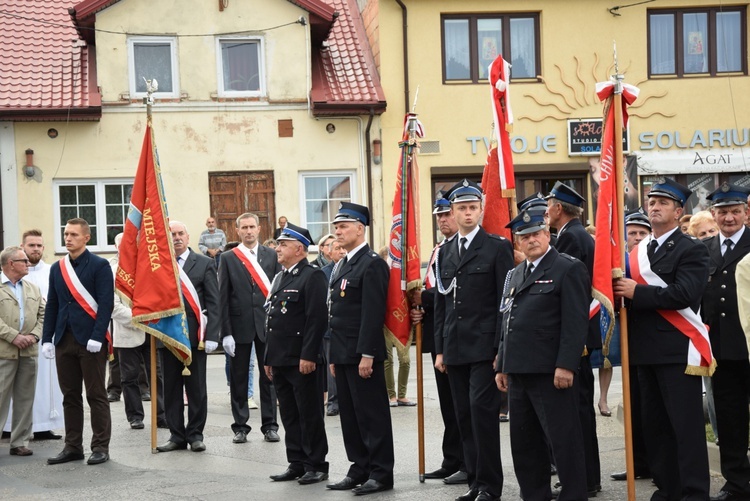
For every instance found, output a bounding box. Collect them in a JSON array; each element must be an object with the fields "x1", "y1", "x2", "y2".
[
  {"x1": 86, "y1": 339, "x2": 103, "y2": 353},
  {"x1": 204, "y1": 340, "x2": 218, "y2": 354},
  {"x1": 42, "y1": 343, "x2": 55, "y2": 359},
  {"x1": 222, "y1": 335, "x2": 236, "y2": 357}
]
